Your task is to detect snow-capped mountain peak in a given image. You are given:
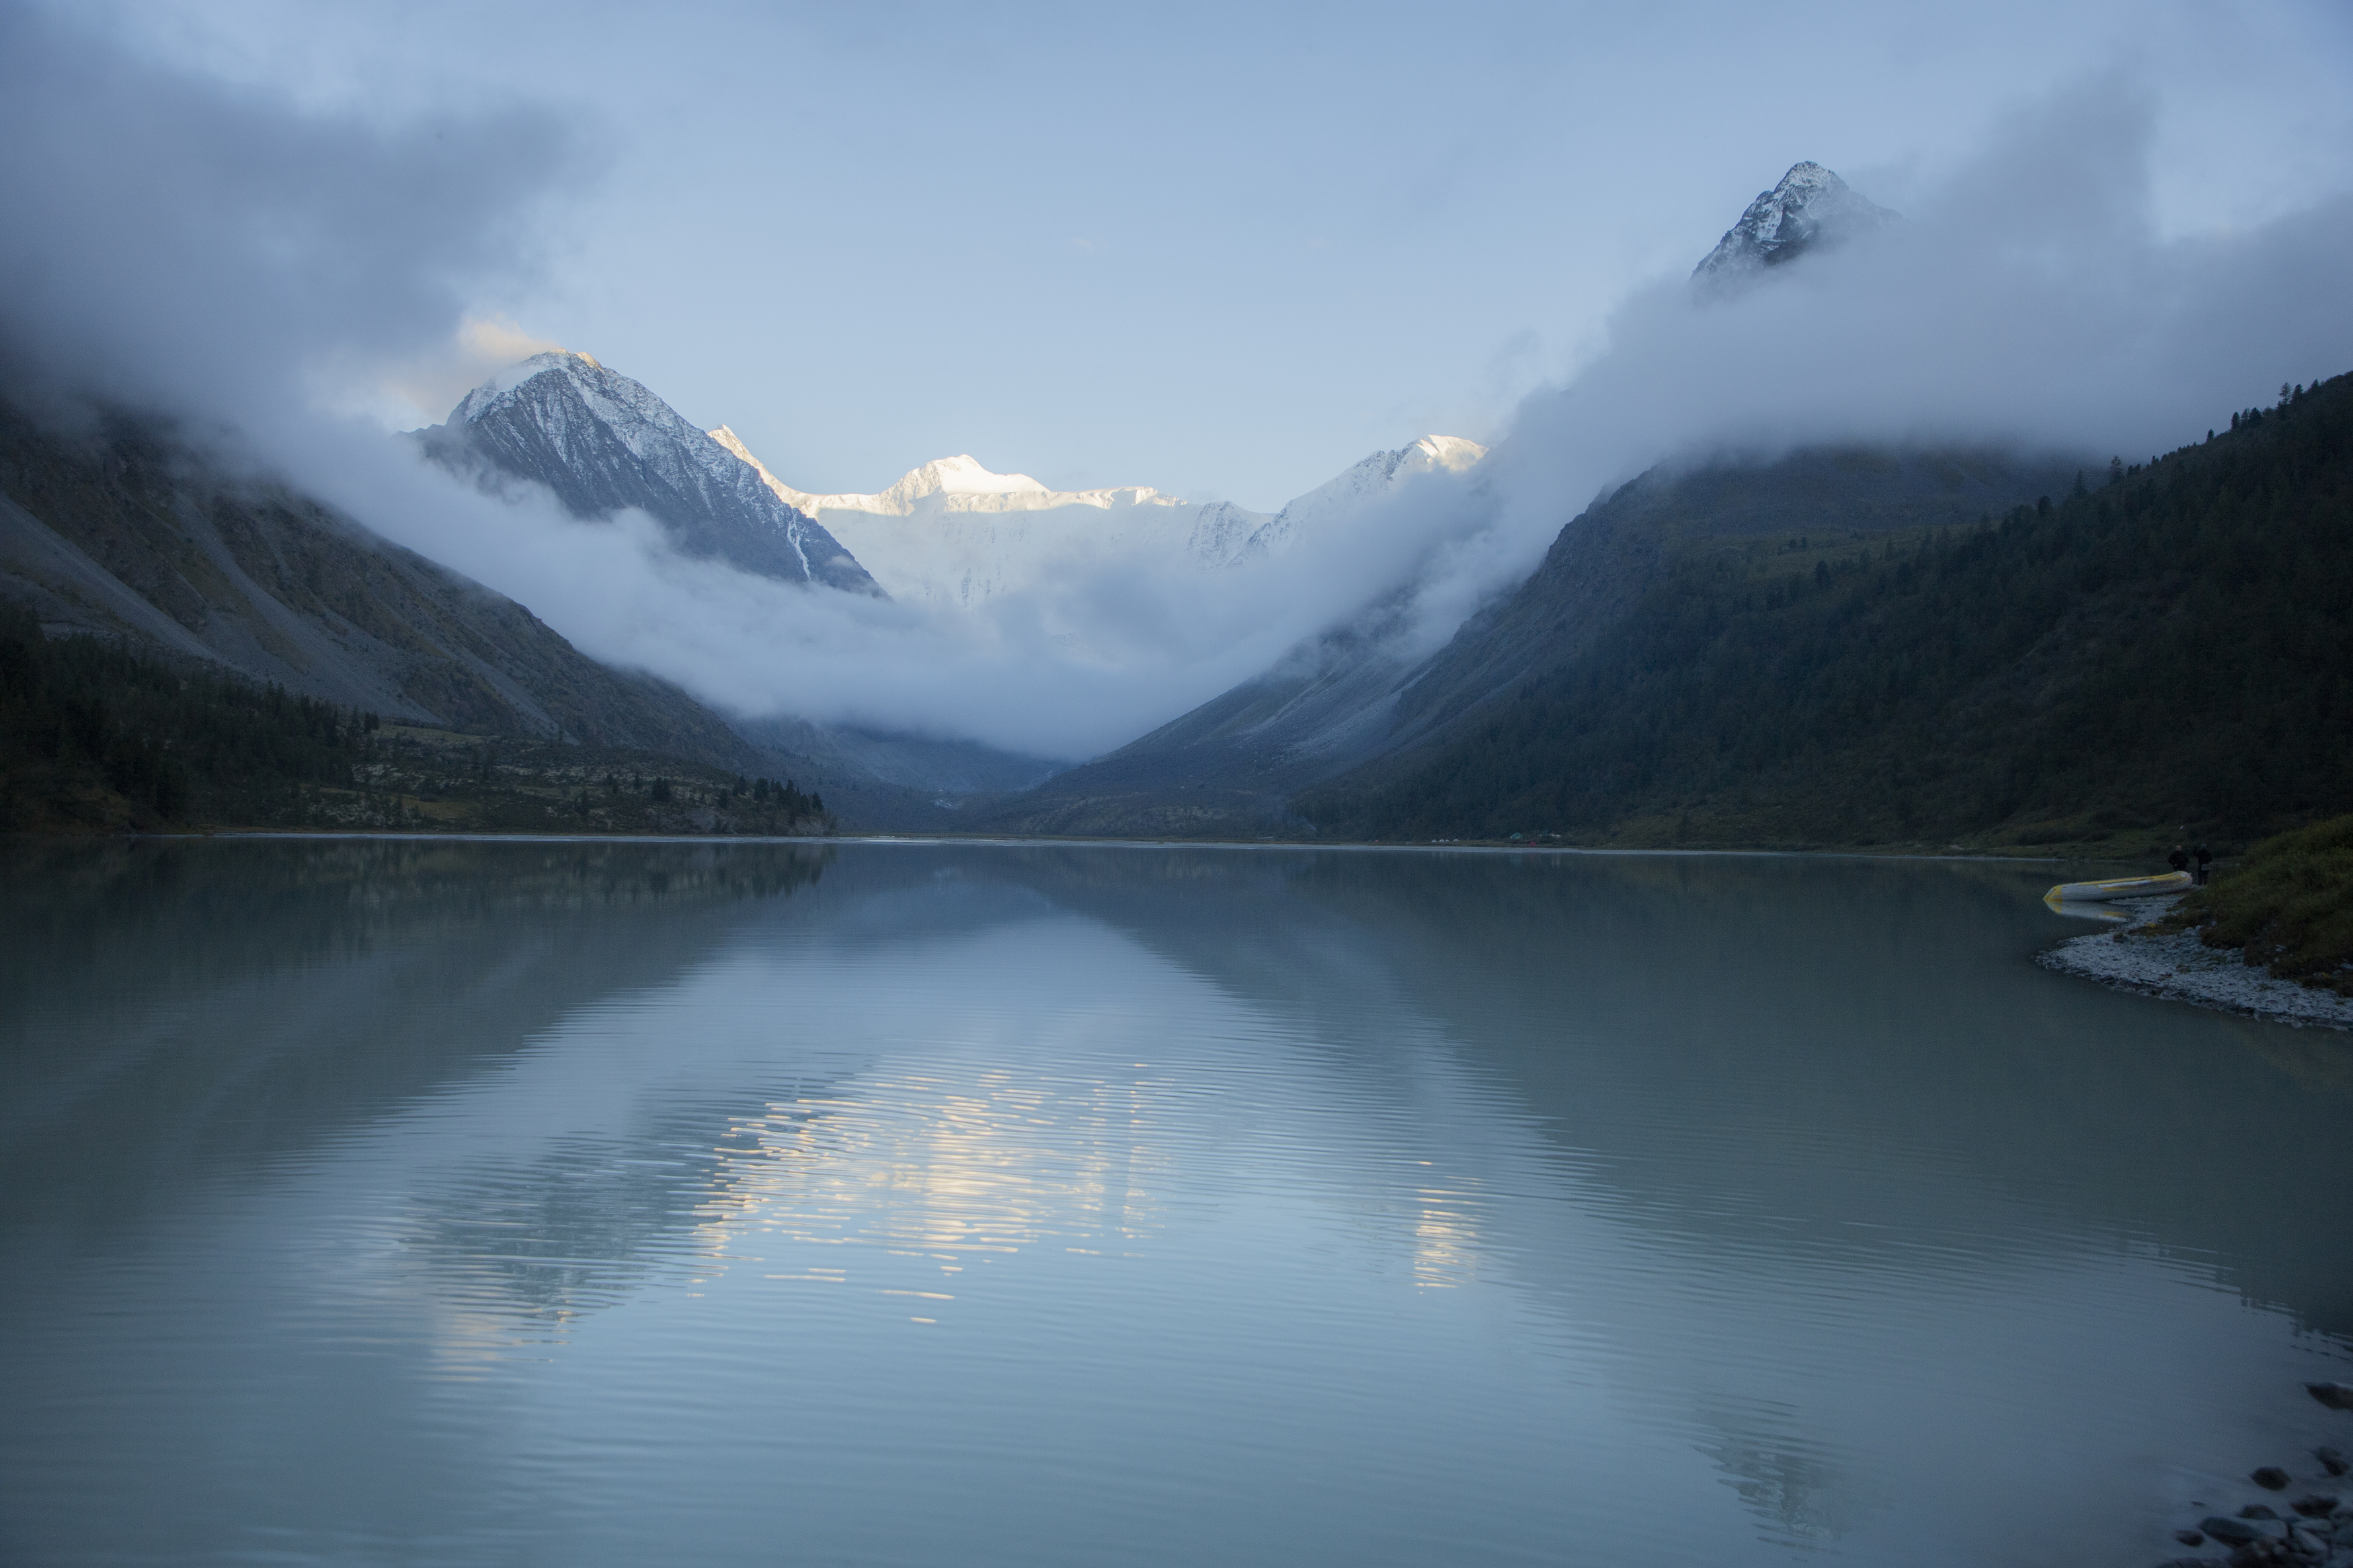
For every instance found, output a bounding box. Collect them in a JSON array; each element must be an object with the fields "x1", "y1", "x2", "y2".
[
  {"x1": 709, "y1": 427, "x2": 1487, "y2": 609},
  {"x1": 451, "y1": 349, "x2": 599, "y2": 424},
  {"x1": 428, "y1": 356, "x2": 882, "y2": 595},
  {"x1": 922, "y1": 455, "x2": 1049, "y2": 497},
  {"x1": 1692, "y1": 161, "x2": 1896, "y2": 282},
  {"x1": 1231, "y1": 434, "x2": 1488, "y2": 560},
  {"x1": 1406, "y1": 435, "x2": 1485, "y2": 471},
  {"x1": 709, "y1": 431, "x2": 1205, "y2": 608},
  {"x1": 722, "y1": 443, "x2": 1170, "y2": 521}
]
